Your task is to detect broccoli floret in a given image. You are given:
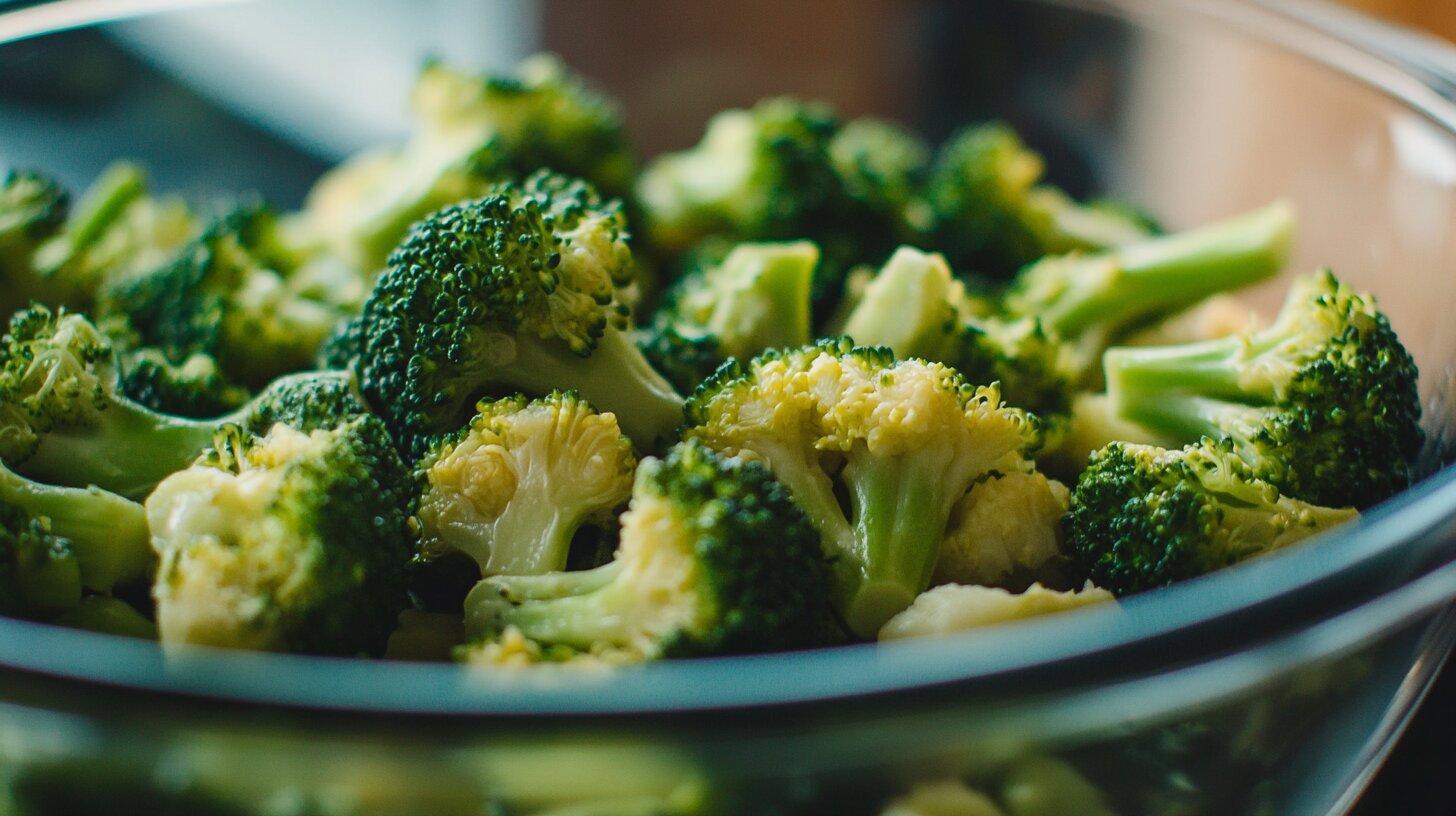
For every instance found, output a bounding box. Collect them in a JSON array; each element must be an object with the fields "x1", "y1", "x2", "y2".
[
  {"x1": 31, "y1": 161, "x2": 196, "y2": 305},
  {"x1": 684, "y1": 338, "x2": 1039, "y2": 637},
  {"x1": 827, "y1": 116, "x2": 935, "y2": 249},
  {"x1": 0, "y1": 168, "x2": 72, "y2": 315},
  {"x1": 146, "y1": 417, "x2": 412, "y2": 654},
  {"x1": 0, "y1": 305, "x2": 369, "y2": 498},
  {"x1": 414, "y1": 391, "x2": 636, "y2": 577},
  {"x1": 1102, "y1": 269, "x2": 1423, "y2": 508},
  {"x1": 0, "y1": 501, "x2": 81, "y2": 619},
  {"x1": 0, "y1": 456, "x2": 149, "y2": 593},
  {"x1": 96, "y1": 200, "x2": 348, "y2": 391},
  {"x1": 355, "y1": 171, "x2": 683, "y2": 458},
  {"x1": 640, "y1": 240, "x2": 817, "y2": 393},
  {"x1": 116, "y1": 348, "x2": 251, "y2": 418},
  {"x1": 1067, "y1": 441, "x2": 1360, "y2": 595},
  {"x1": 927, "y1": 122, "x2": 1155, "y2": 279},
  {"x1": 460, "y1": 439, "x2": 835, "y2": 662},
  {"x1": 878, "y1": 582, "x2": 1114, "y2": 640},
  {"x1": 840, "y1": 245, "x2": 964, "y2": 362},
  {"x1": 52, "y1": 595, "x2": 157, "y2": 639},
  {"x1": 935, "y1": 471, "x2": 1071, "y2": 590},
  {"x1": 1001, "y1": 200, "x2": 1294, "y2": 376},
  {"x1": 293, "y1": 55, "x2": 634, "y2": 273}
]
